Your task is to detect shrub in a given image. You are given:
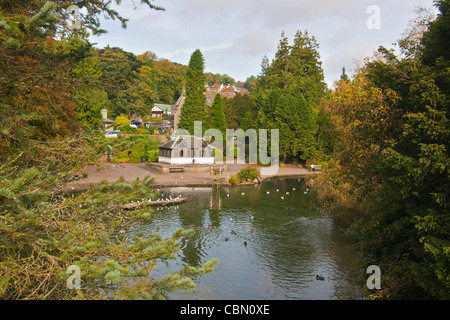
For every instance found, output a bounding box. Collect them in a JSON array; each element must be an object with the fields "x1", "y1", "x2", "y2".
[
  {"x1": 130, "y1": 141, "x2": 149, "y2": 163},
  {"x1": 114, "y1": 150, "x2": 131, "y2": 163},
  {"x1": 316, "y1": 161, "x2": 329, "y2": 169},
  {"x1": 146, "y1": 149, "x2": 159, "y2": 162},
  {"x1": 114, "y1": 115, "x2": 130, "y2": 128},
  {"x1": 228, "y1": 175, "x2": 240, "y2": 185},
  {"x1": 136, "y1": 127, "x2": 147, "y2": 134},
  {"x1": 118, "y1": 124, "x2": 135, "y2": 134},
  {"x1": 237, "y1": 165, "x2": 260, "y2": 181},
  {"x1": 147, "y1": 126, "x2": 155, "y2": 134},
  {"x1": 107, "y1": 136, "x2": 160, "y2": 163}
]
